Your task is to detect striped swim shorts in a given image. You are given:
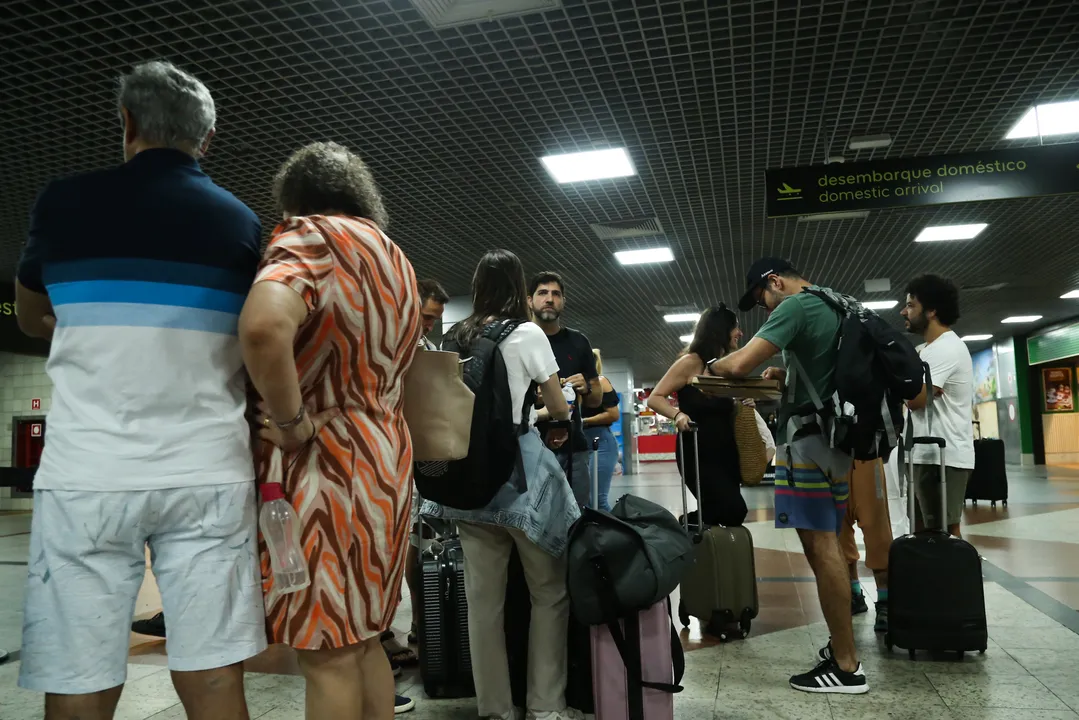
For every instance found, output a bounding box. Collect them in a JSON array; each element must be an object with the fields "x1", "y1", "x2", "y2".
[{"x1": 774, "y1": 427, "x2": 854, "y2": 533}]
